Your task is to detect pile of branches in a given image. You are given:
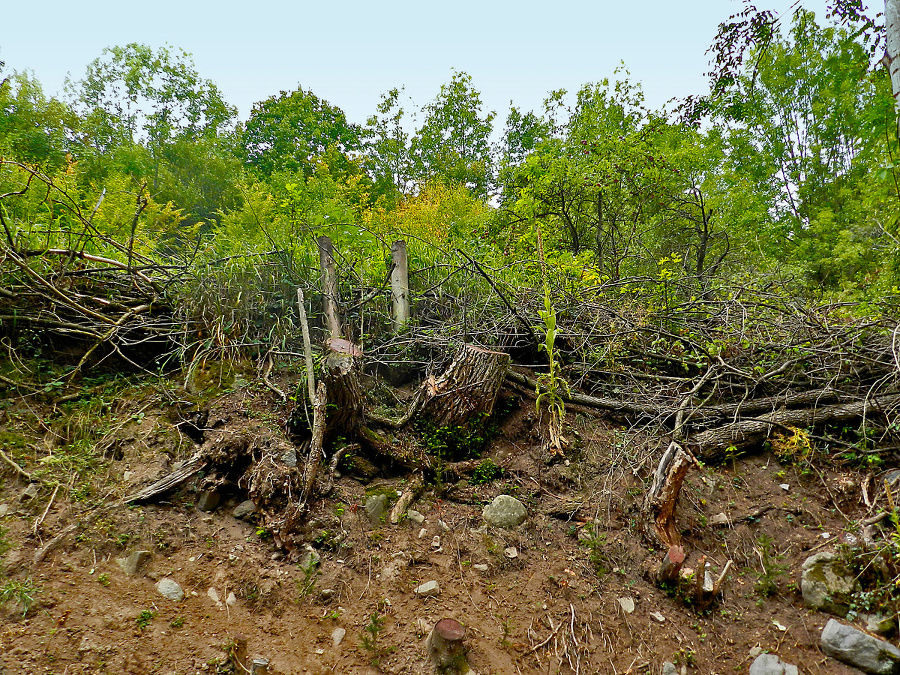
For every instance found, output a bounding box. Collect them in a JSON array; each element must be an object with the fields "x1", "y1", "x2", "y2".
[{"x1": 0, "y1": 162, "x2": 193, "y2": 382}]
